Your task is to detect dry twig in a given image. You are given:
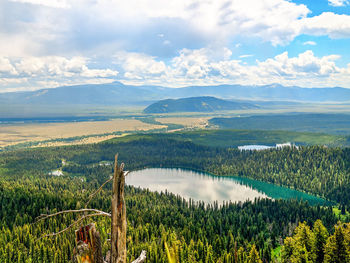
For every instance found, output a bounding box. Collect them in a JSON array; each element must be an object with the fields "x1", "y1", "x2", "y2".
[
  {"x1": 85, "y1": 177, "x2": 113, "y2": 208},
  {"x1": 37, "y1": 212, "x2": 110, "y2": 240},
  {"x1": 85, "y1": 171, "x2": 128, "y2": 209},
  {"x1": 36, "y1": 208, "x2": 111, "y2": 223}
]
